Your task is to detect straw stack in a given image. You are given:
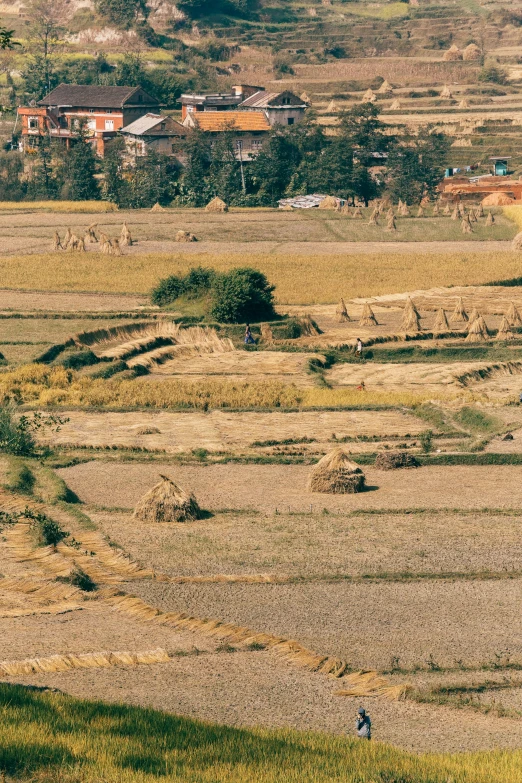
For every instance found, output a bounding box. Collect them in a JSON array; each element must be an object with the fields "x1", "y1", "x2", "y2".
[
  {"x1": 400, "y1": 298, "x2": 421, "y2": 332},
  {"x1": 51, "y1": 231, "x2": 62, "y2": 251},
  {"x1": 386, "y1": 215, "x2": 397, "y2": 232},
  {"x1": 336, "y1": 298, "x2": 351, "y2": 322},
  {"x1": 496, "y1": 315, "x2": 515, "y2": 341},
  {"x1": 443, "y1": 203, "x2": 451, "y2": 216},
  {"x1": 399, "y1": 202, "x2": 410, "y2": 217},
  {"x1": 352, "y1": 206, "x2": 363, "y2": 219},
  {"x1": 461, "y1": 218, "x2": 472, "y2": 234},
  {"x1": 465, "y1": 307, "x2": 480, "y2": 332},
  {"x1": 432, "y1": 308, "x2": 449, "y2": 334},
  {"x1": 451, "y1": 206, "x2": 459, "y2": 220},
  {"x1": 416, "y1": 205, "x2": 424, "y2": 218},
  {"x1": 134, "y1": 475, "x2": 201, "y2": 523},
  {"x1": 432, "y1": 203, "x2": 440, "y2": 216},
  {"x1": 466, "y1": 315, "x2": 489, "y2": 342},
  {"x1": 440, "y1": 85, "x2": 452, "y2": 98},
  {"x1": 359, "y1": 302, "x2": 378, "y2": 326},
  {"x1": 450, "y1": 297, "x2": 468, "y2": 324},
  {"x1": 506, "y1": 302, "x2": 522, "y2": 327},
  {"x1": 120, "y1": 223, "x2": 133, "y2": 247},
  {"x1": 308, "y1": 448, "x2": 365, "y2": 494},
  {"x1": 485, "y1": 211, "x2": 494, "y2": 226},
  {"x1": 205, "y1": 197, "x2": 228, "y2": 213}
]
